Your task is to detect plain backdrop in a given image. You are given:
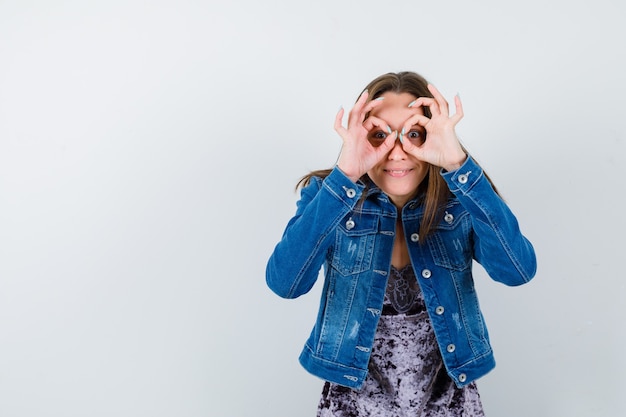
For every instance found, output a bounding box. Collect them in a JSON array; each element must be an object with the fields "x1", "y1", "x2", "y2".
[{"x1": 1, "y1": 1, "x2": 624, "y2": 416}]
